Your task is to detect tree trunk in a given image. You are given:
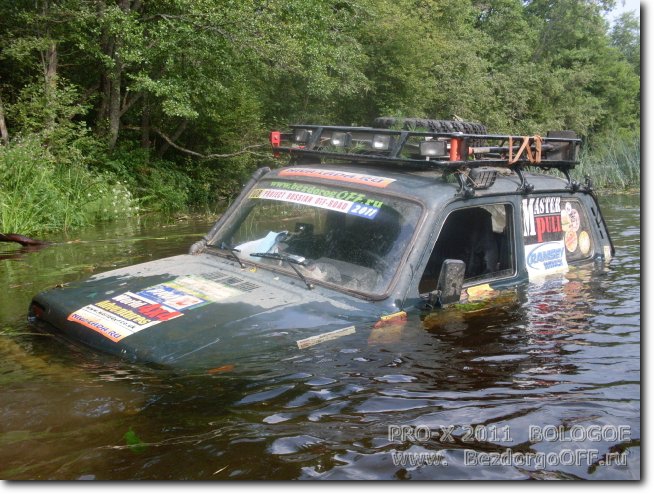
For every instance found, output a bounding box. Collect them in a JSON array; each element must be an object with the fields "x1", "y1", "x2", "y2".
[
  {"x1": 42, "y1": 41, "x2": 58, "y2": 135},
  {"x1": 141, "y1": 92, "x2": 151, "y2": 150},
  {"x1": 39, "y1": 0, "x2": 58, "y2": 135},
  {"x1": 107, "y1": 56, "x2": 122, "y2": 150},
  {"x1": 0, "y1": 93, "x2": 9, "y2": 145},
  {"x1": 106, "y1": 0, "x2": 131, "y2": 150},
  {"x1": 97, "y1": 39, "x2": 112, "y2": 128}
]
